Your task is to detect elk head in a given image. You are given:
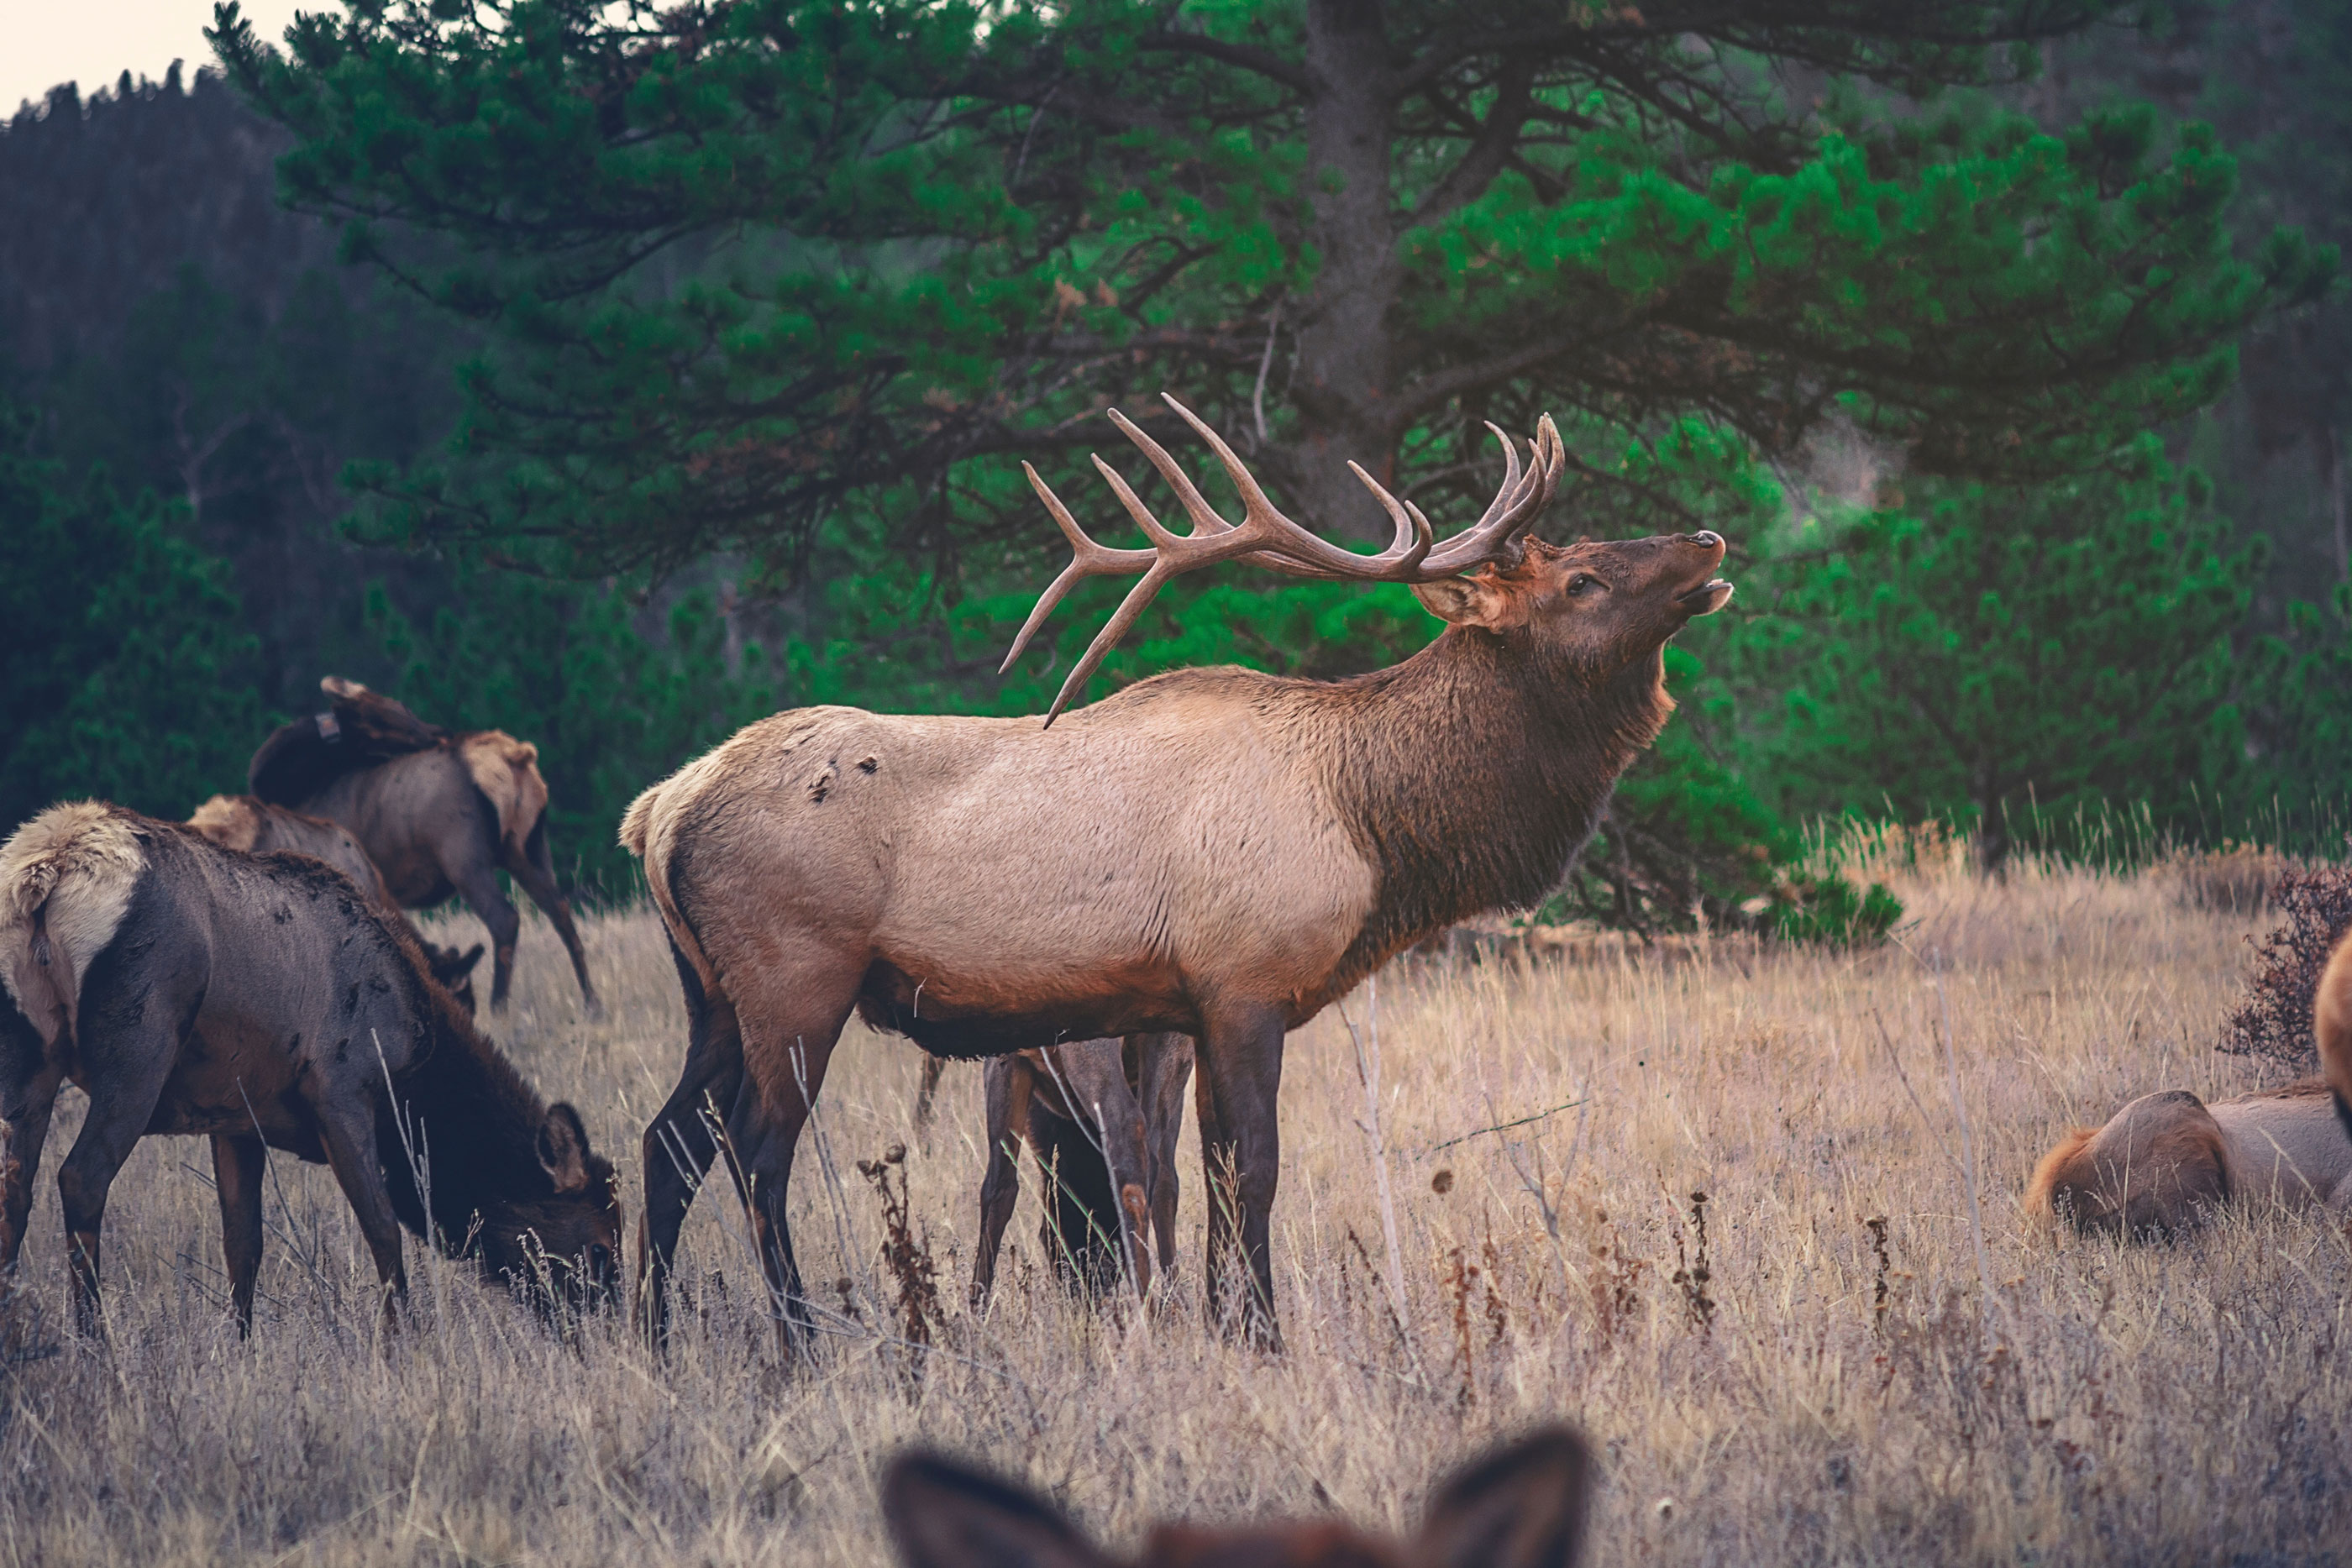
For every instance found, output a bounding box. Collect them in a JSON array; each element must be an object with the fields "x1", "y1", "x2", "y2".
[
  {"x1": 1005, "y1": 396, "x2": 1731, "y2": 722},
  {"x1": 477, "y1": 1104, "x2": 623, "y2": 1312},
  {"x1": 885, "y1": 1424, "x2": 1589, "y2": 1568}
]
